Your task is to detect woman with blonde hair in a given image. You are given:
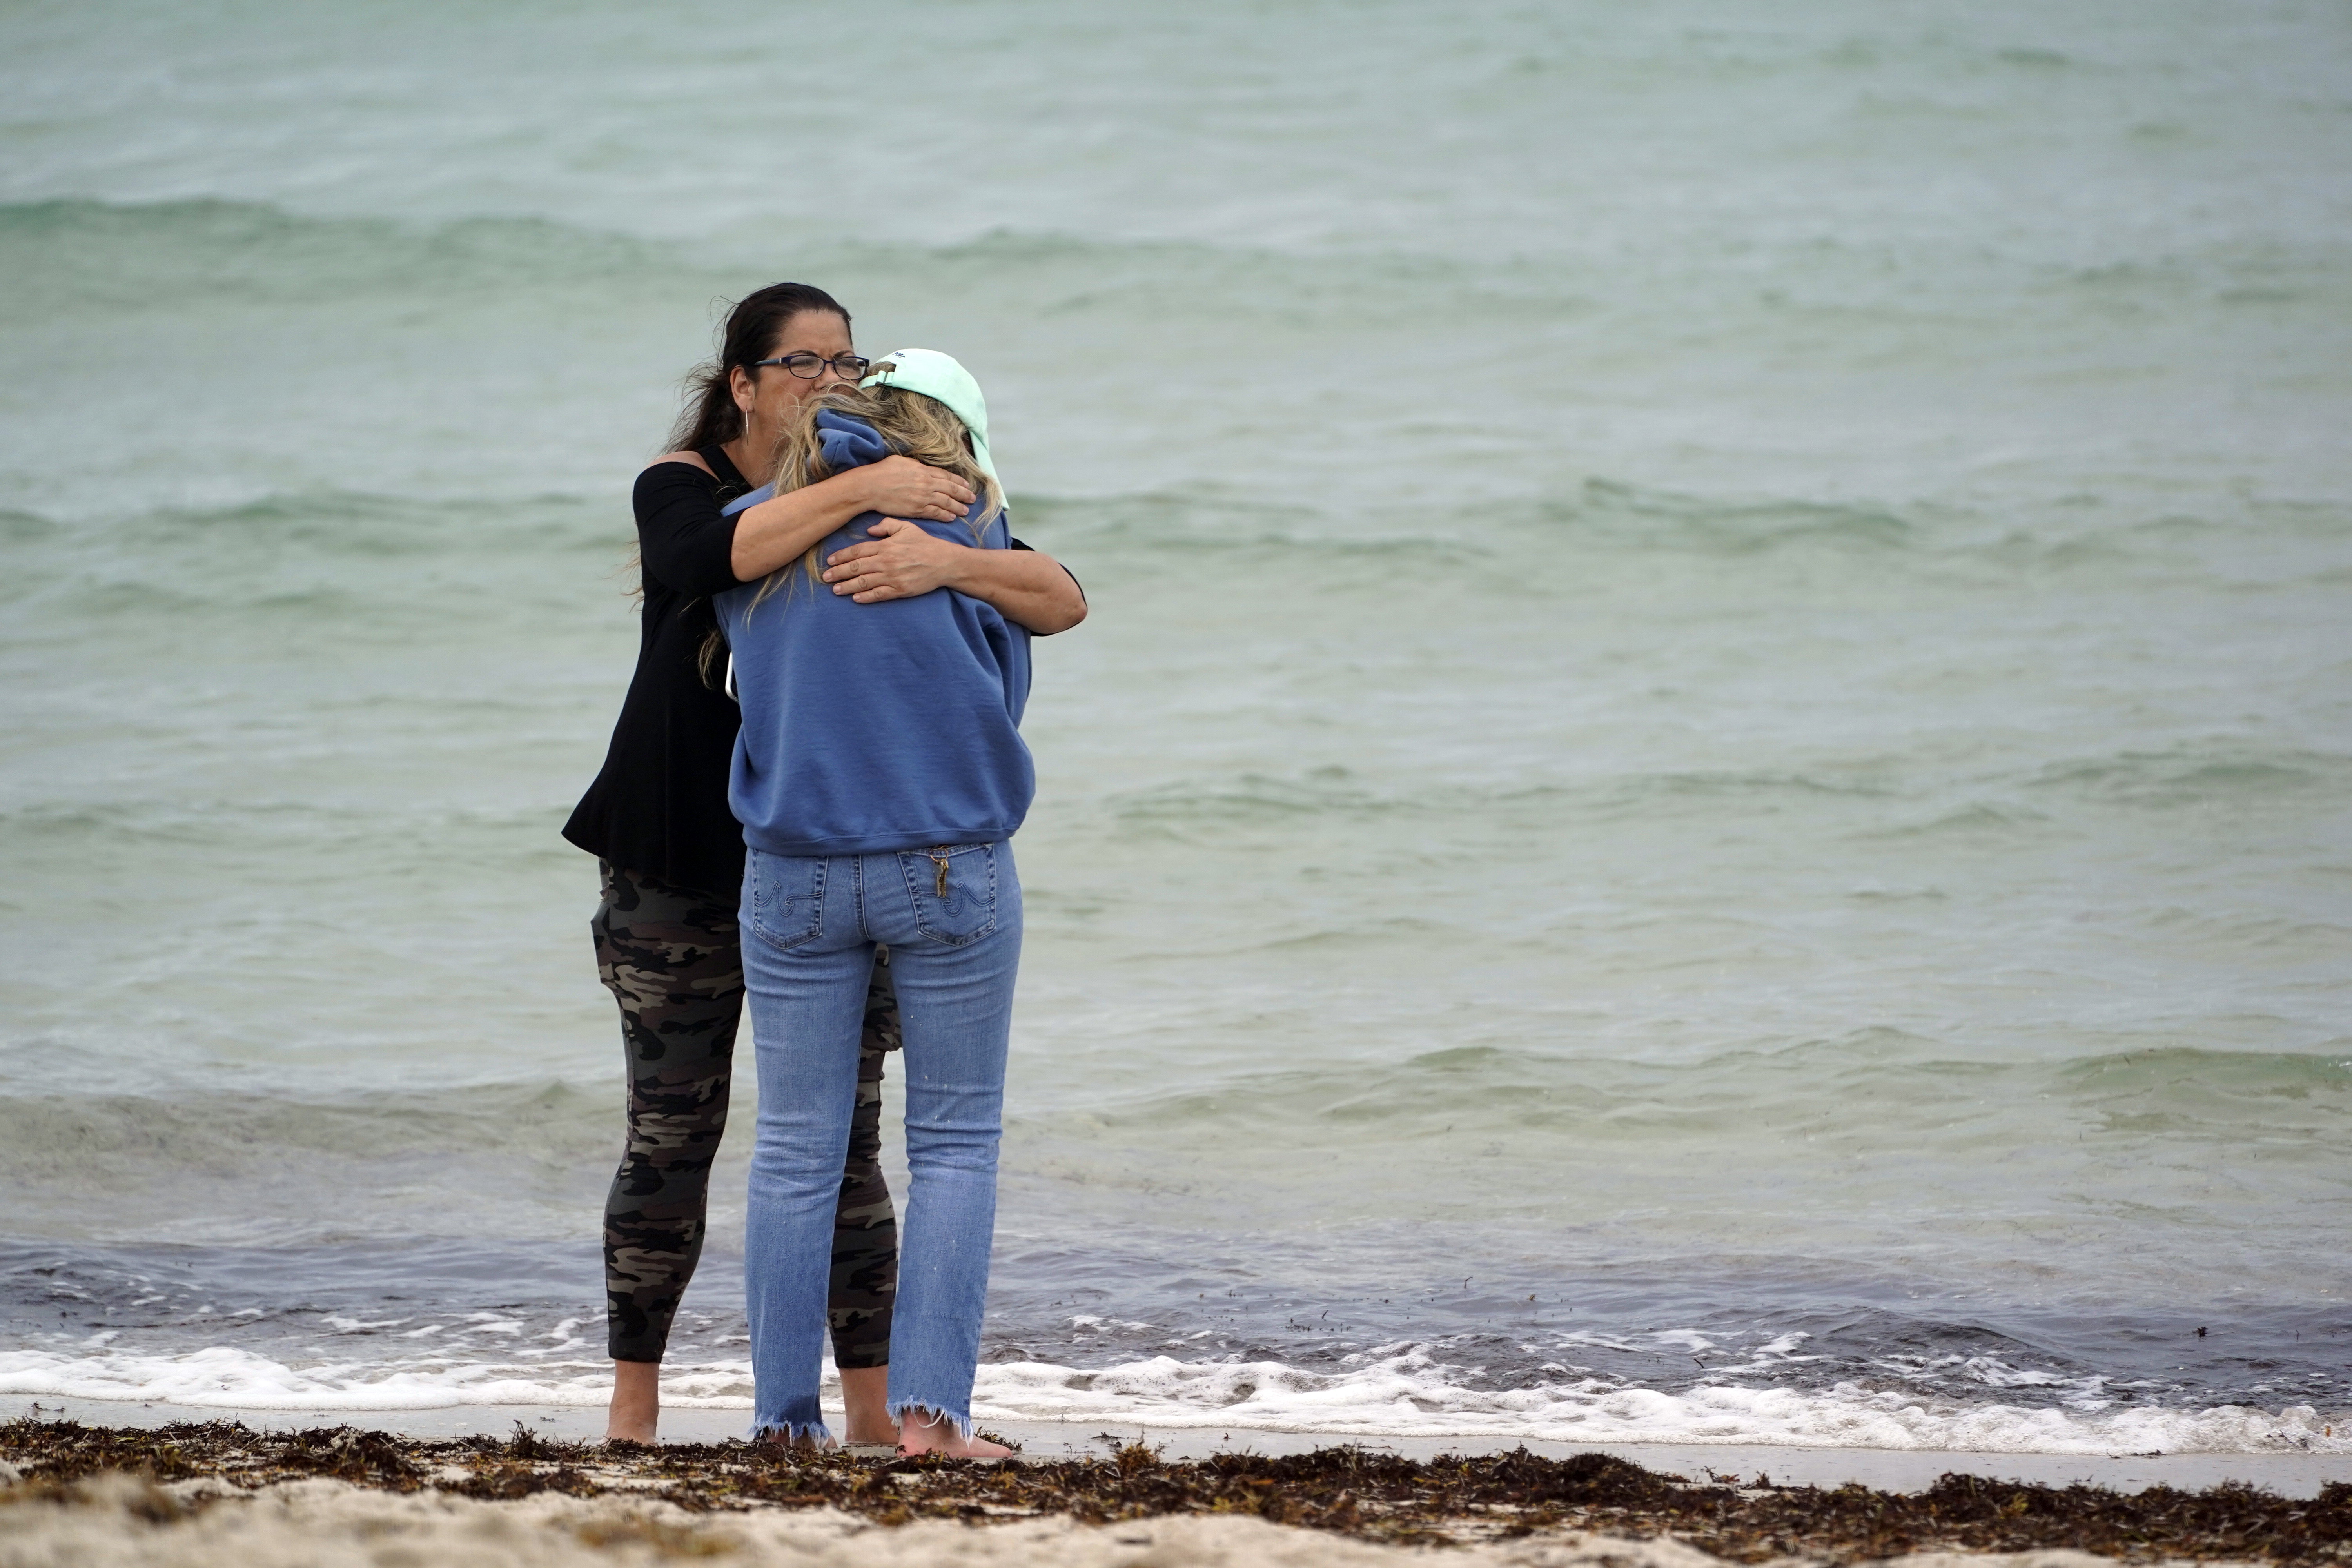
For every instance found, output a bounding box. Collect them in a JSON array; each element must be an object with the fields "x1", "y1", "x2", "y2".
[{"x1": 715, "y1": 352, "x2": 1053, "y2": 1457}]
